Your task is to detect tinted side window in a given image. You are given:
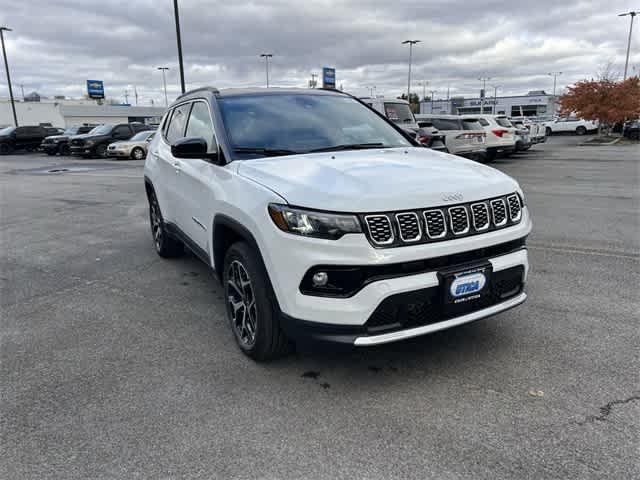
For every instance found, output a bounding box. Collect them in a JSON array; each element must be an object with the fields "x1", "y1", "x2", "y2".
[
  {"x1": 431, "y1": 118, "x2": 462, "y2": 131},
  {"x1": 113, "y1": 125, "x2": 132, "y2": 138},
  {"x1": 185, "y1": 101, "x2": 215, "y2": 150},
  {"x1": 478, "y1": 118, "x2": 490, "y2": 126},
  {"x1": 165, "y1": 103, "x2": 190, "y2": 143}
]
